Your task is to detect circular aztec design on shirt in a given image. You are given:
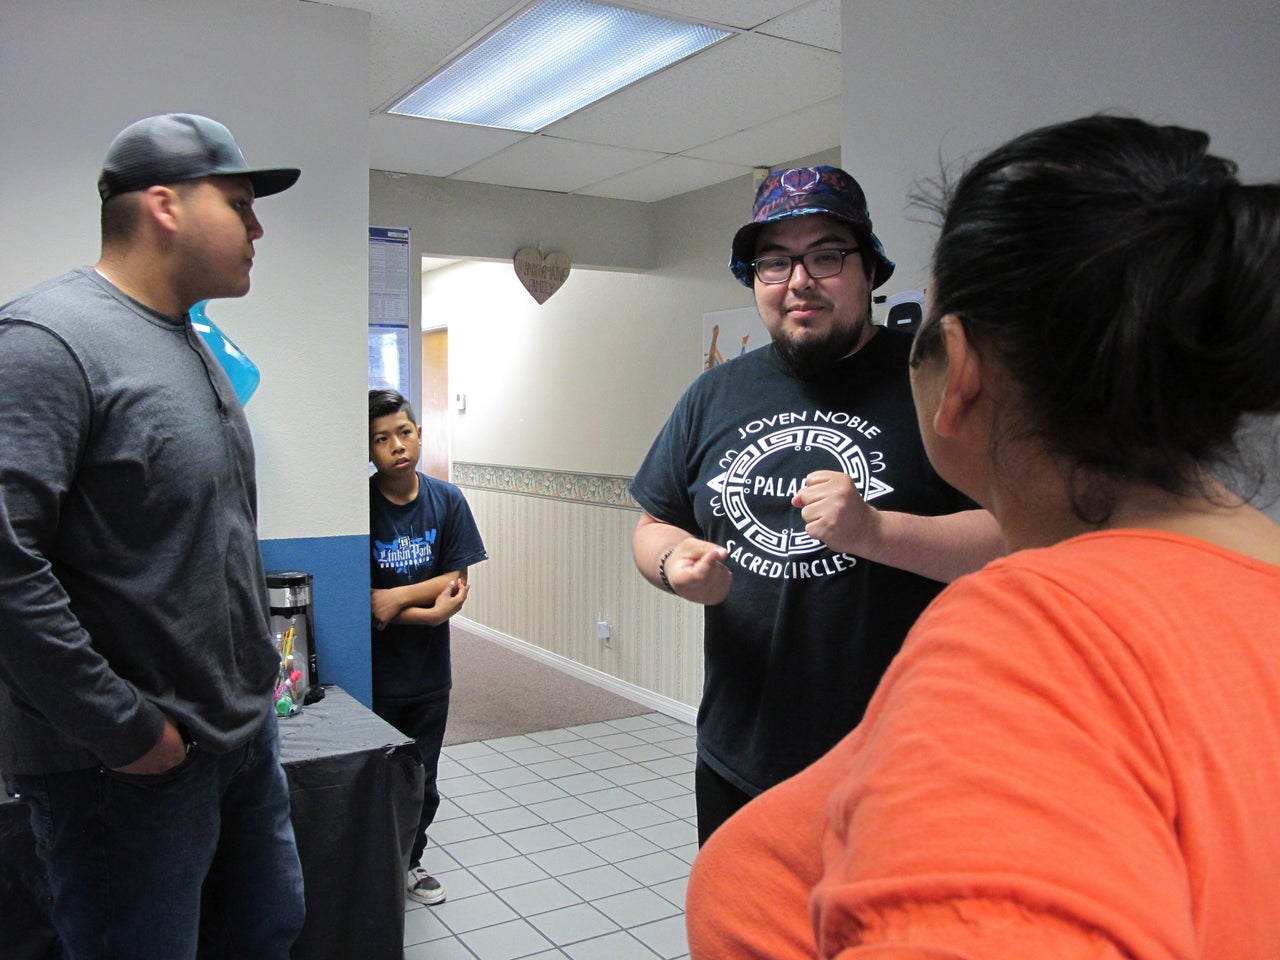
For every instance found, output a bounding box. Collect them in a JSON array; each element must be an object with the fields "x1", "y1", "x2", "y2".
[{"x1": 708, "y1": 424, "x2": 892, "y2": 558}]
